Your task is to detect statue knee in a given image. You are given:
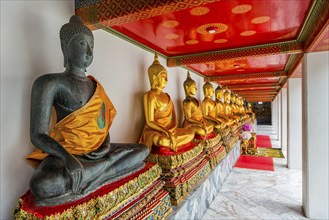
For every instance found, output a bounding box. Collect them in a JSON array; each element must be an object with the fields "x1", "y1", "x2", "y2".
[
  {"x1": 135, "y1": 143, "x2": 149, "y2": 159},
  {"x1": 29, "y1": 170, "x2": 67, "y2": 198},
  {"x1": 157, "y1": 136, "x2": 171, "y2": 147}
]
